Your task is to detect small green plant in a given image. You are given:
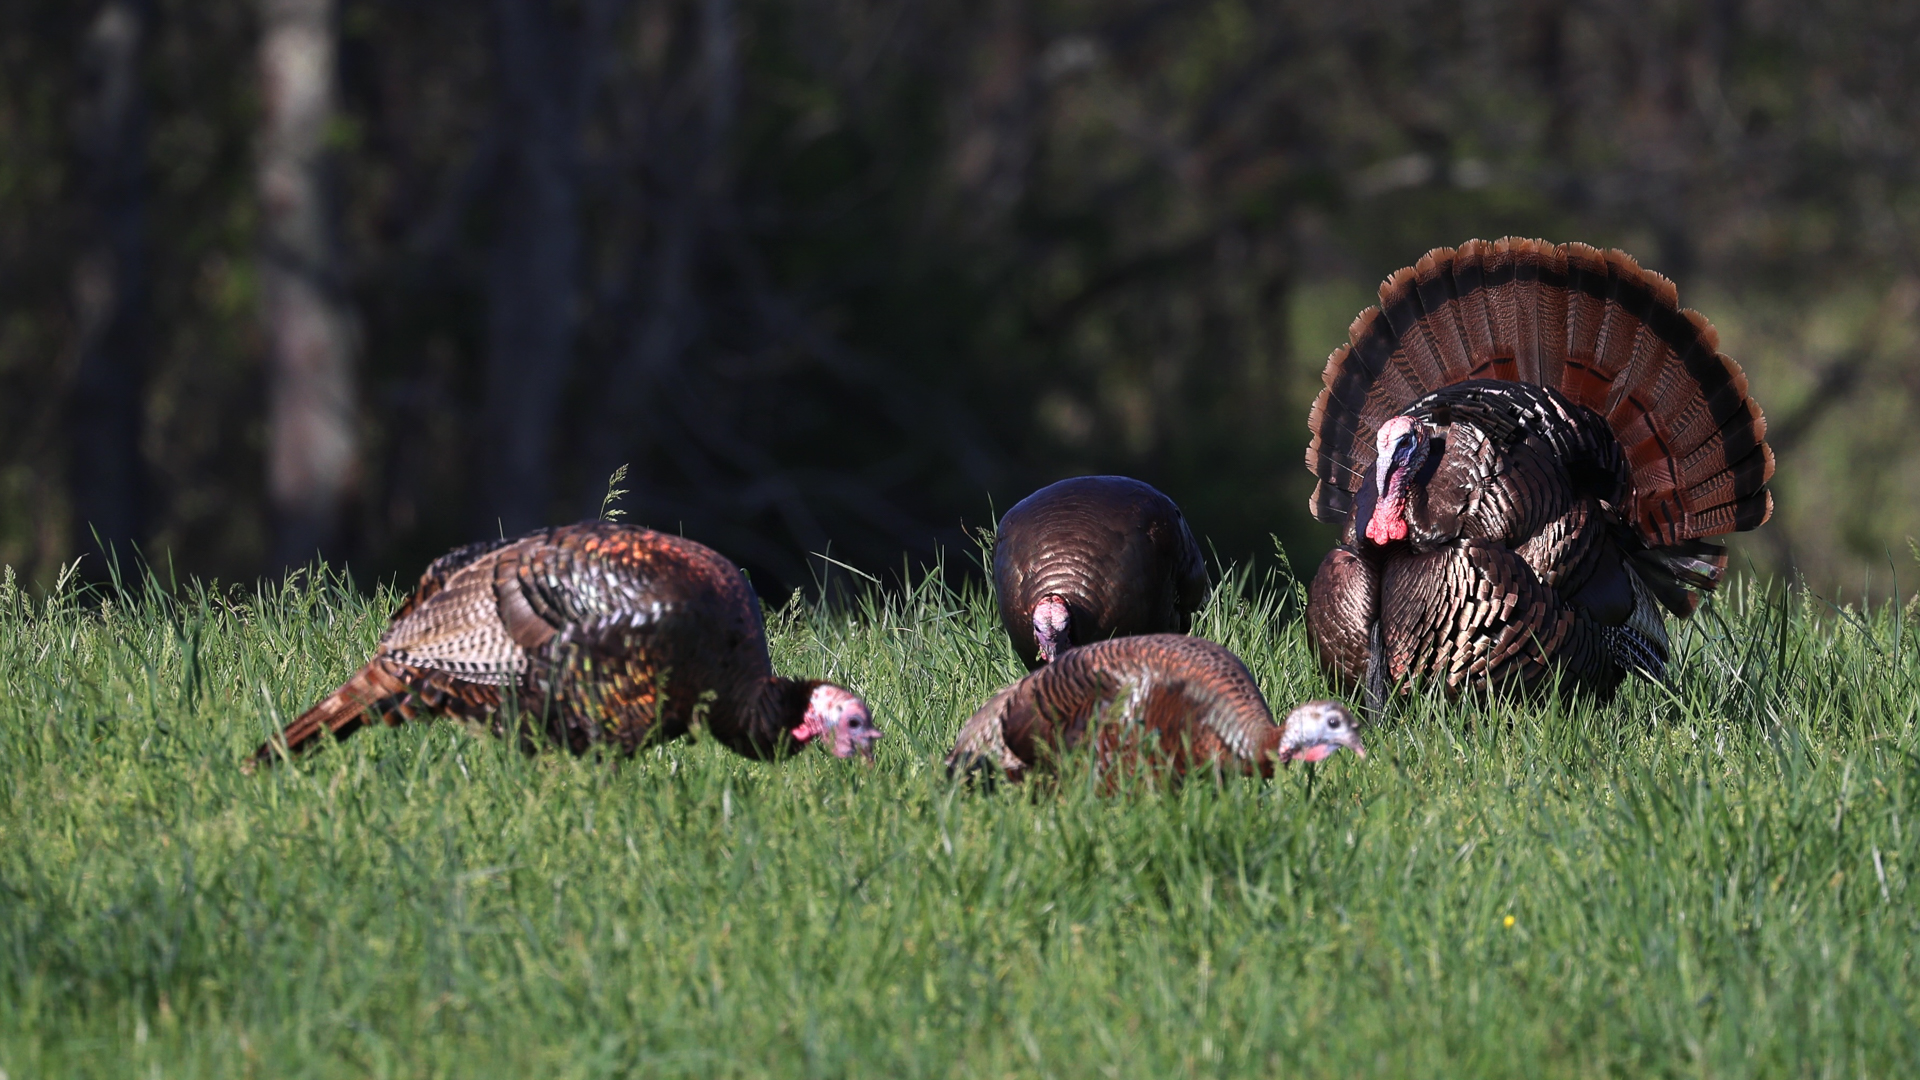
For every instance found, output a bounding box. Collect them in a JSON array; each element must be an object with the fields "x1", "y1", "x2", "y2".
[{"x1": 599, "y1": 462, "x2": 631, "y2": 521}]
